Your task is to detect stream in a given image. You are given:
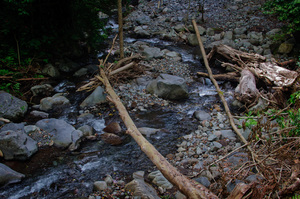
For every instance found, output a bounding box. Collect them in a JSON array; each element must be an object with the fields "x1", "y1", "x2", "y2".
[{"x1": 0, "y1": 18, "x2": 236, "y2": 199}]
